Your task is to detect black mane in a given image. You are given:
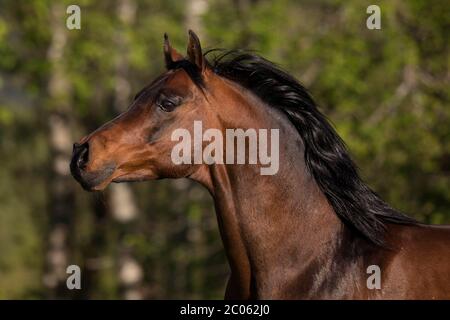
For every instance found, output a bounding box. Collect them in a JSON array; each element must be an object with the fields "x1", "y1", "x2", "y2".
[{"x1": 205, "y1": 50, "x2": 417, "y2": 247}]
